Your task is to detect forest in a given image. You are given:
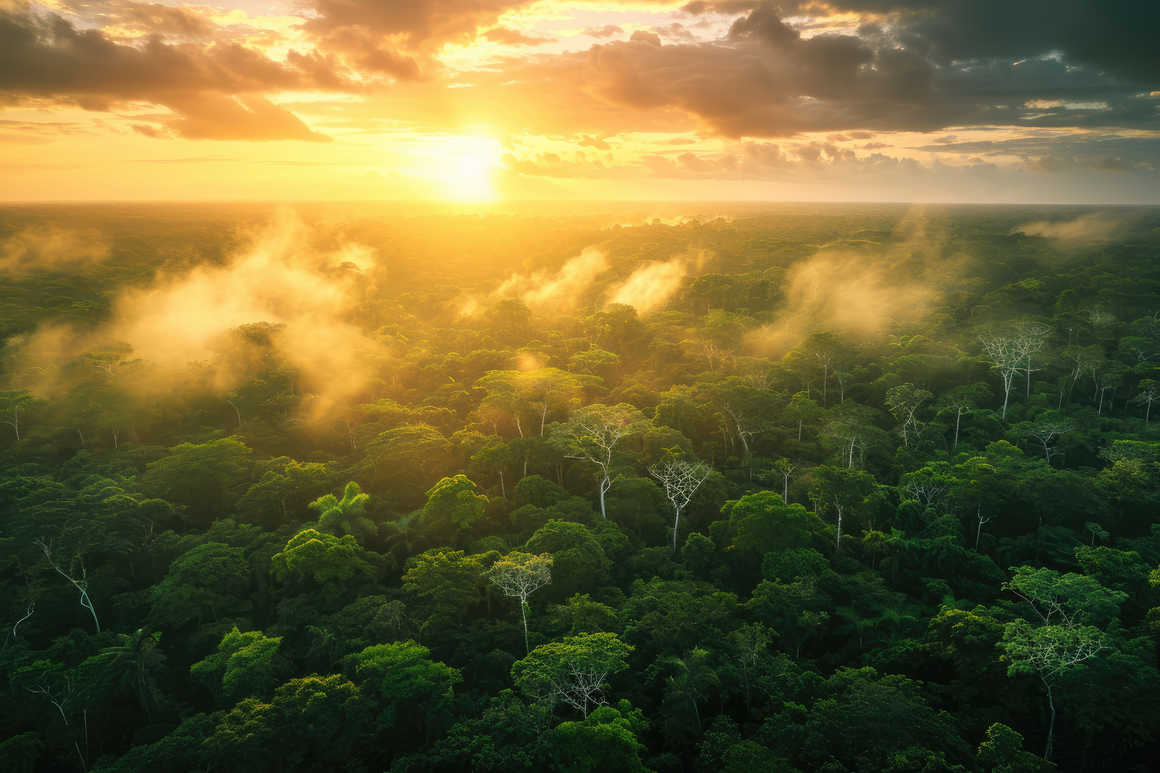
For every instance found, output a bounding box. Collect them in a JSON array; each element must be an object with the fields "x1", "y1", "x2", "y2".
[{"x1": 1, "y1": 202, "x2": 1159, "y2": 772}]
